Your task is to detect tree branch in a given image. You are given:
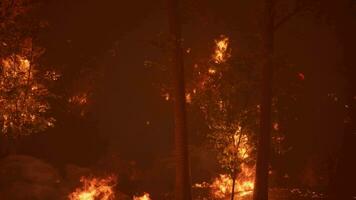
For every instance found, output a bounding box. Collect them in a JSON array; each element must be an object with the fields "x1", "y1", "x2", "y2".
[{"x1": 274, "y1": 0, "x2": 305, "y2": 30}]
